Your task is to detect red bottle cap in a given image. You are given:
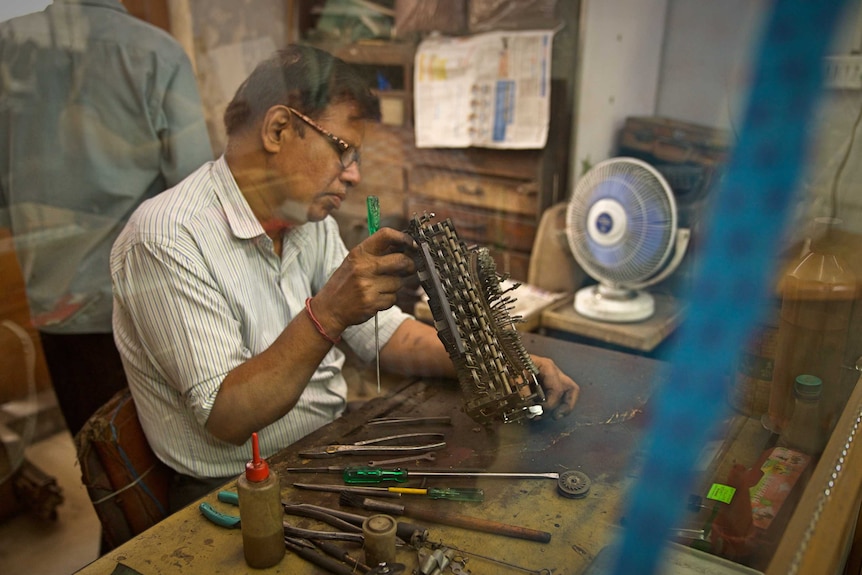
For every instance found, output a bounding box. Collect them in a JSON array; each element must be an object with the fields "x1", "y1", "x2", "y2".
[{"x1": 245, "y1": 432, "x2": 270, "y2": 482}]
